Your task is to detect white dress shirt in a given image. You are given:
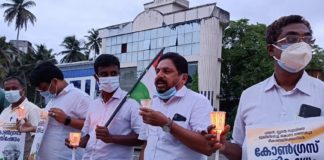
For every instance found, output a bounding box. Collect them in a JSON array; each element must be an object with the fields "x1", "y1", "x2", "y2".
[
  {"x1": 82, "y1": 87, "x2": 142, "y2": 160},
  {"x1": 139, "y1": 86, "x2": 213, "y2": 160},
  {"x1": 232, "y1": 72, "x2": 324, "y2": 160},
  {"x1": 38, "y1": 84, "x2": 90, "y2": 160},
  {"x1": 0, "y1": 98, "x2": 41, "y2": 159}
]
